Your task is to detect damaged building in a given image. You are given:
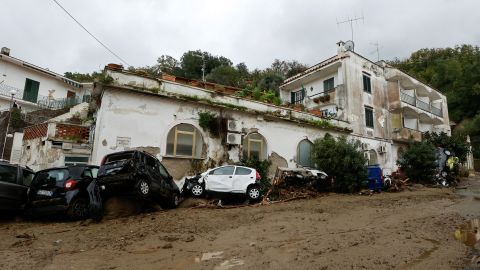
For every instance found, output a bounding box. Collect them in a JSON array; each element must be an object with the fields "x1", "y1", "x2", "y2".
[{"x1": 89, "y1": 42, "x2": 450, "y2": 180}]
